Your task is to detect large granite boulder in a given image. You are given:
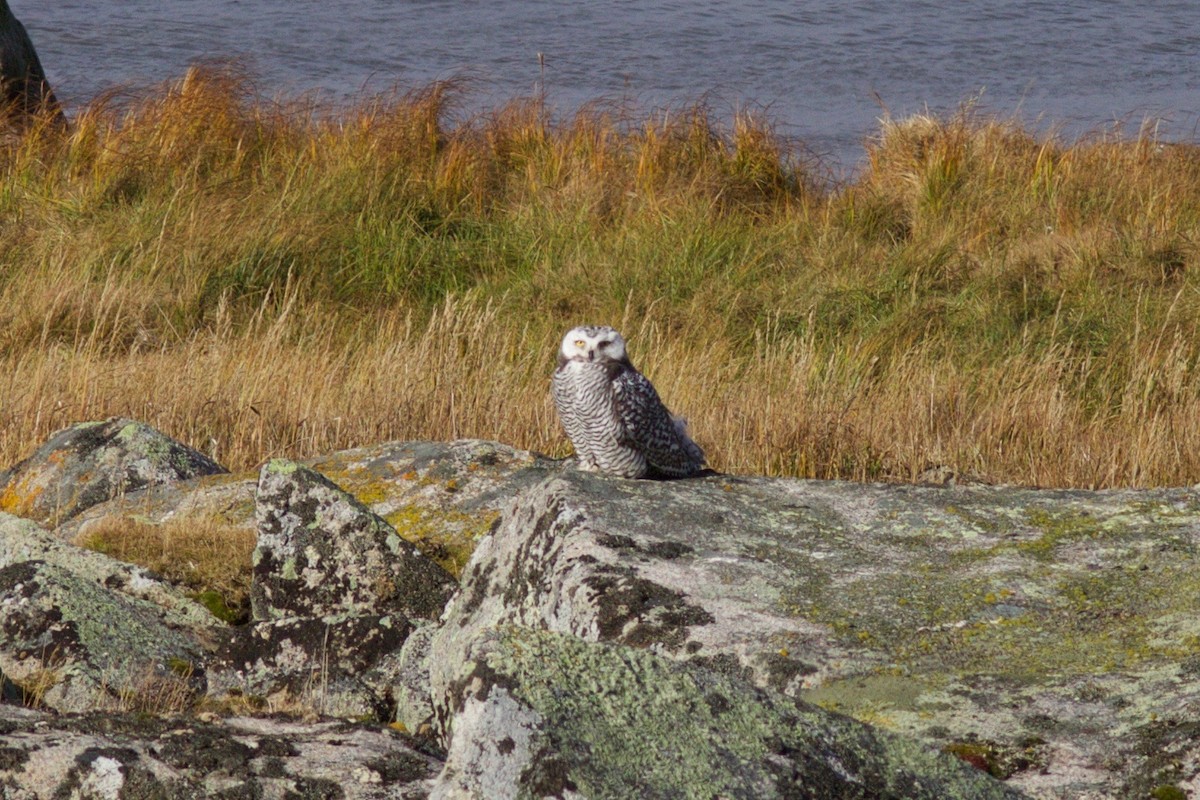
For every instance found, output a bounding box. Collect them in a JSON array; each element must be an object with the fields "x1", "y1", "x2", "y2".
[
  {"x1": 251, "y1": 459, "x2": 457, "y2": 622},
  {"x1": 428, "y1": 470, "x2": 1200, "y2": 798},
  {"x1": 0, "y1": 418, "x2": 227, "y2": 526},
  {"x1": 203, "y1": 459, "x2": 465, "y2": 722},
  {"x1": 0, "y1": 704, "x2": 441, "y2": 799},
  {"x1": 0, "y1": 0, "x2": 62, "y2": 122}
]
